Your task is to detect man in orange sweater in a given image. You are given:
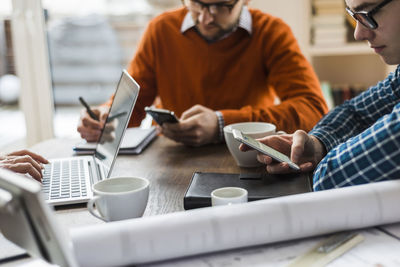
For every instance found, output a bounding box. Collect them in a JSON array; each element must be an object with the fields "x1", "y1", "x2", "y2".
[{"x1": 78, "y1": 0, "x2": 327, "y2": 146}]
